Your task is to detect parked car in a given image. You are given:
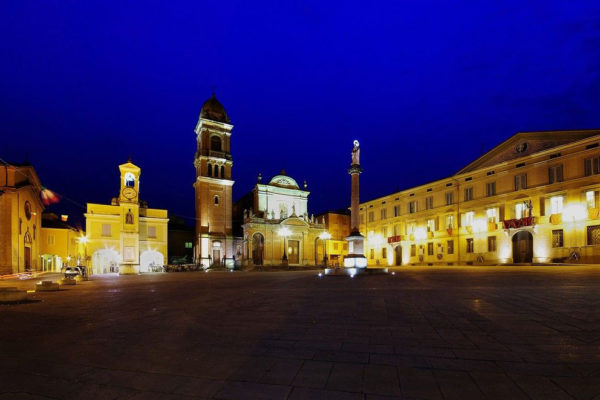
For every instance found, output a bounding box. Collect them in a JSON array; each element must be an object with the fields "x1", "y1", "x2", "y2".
[{"x1": 64, "y1": 267, "x2": 83, "y2": 279}]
